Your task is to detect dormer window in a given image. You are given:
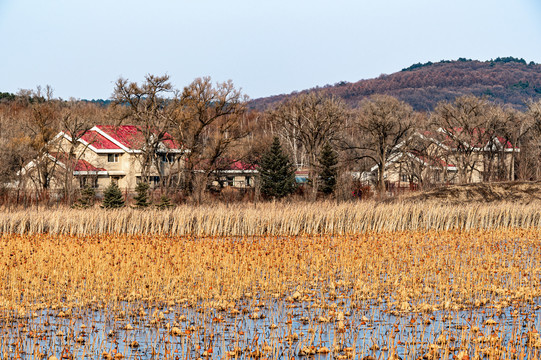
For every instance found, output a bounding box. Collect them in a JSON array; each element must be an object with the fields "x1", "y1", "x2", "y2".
[{"x1": 108, "y1": 154, "x2": 119, "y2": 163}]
